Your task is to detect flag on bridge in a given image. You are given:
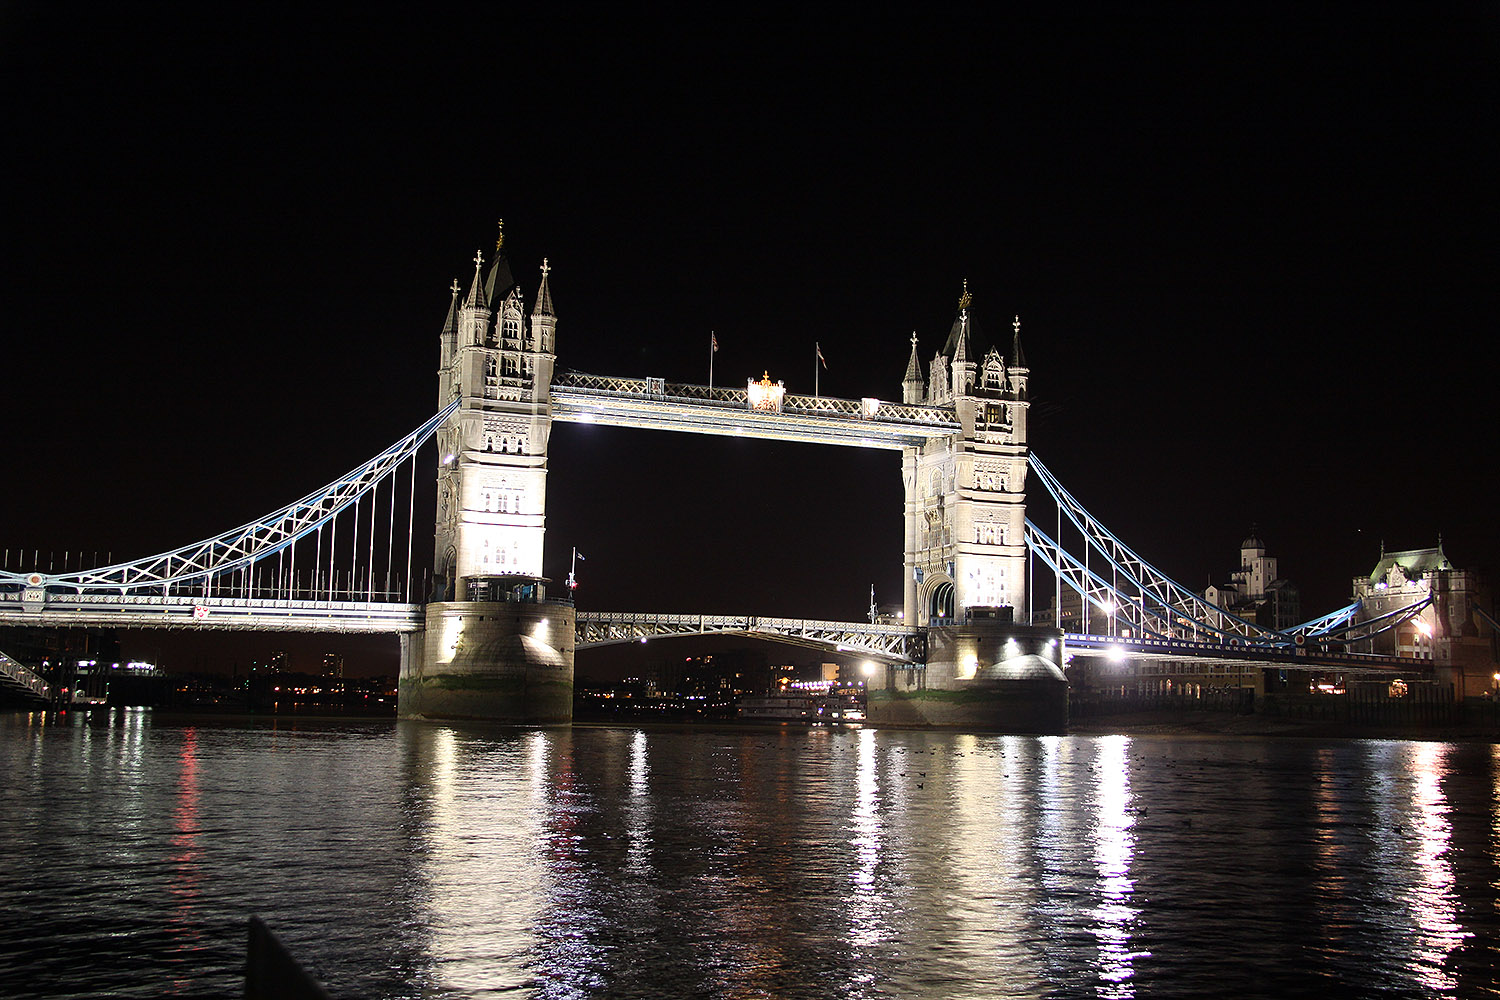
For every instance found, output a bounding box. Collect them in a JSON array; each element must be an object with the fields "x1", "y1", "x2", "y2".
[
  {"x1": 816, "y1": 342, "x2": 827, "y2": 368},
  {"x1": 711, "y1": 332, "x2": 718, "y2": 352}
]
